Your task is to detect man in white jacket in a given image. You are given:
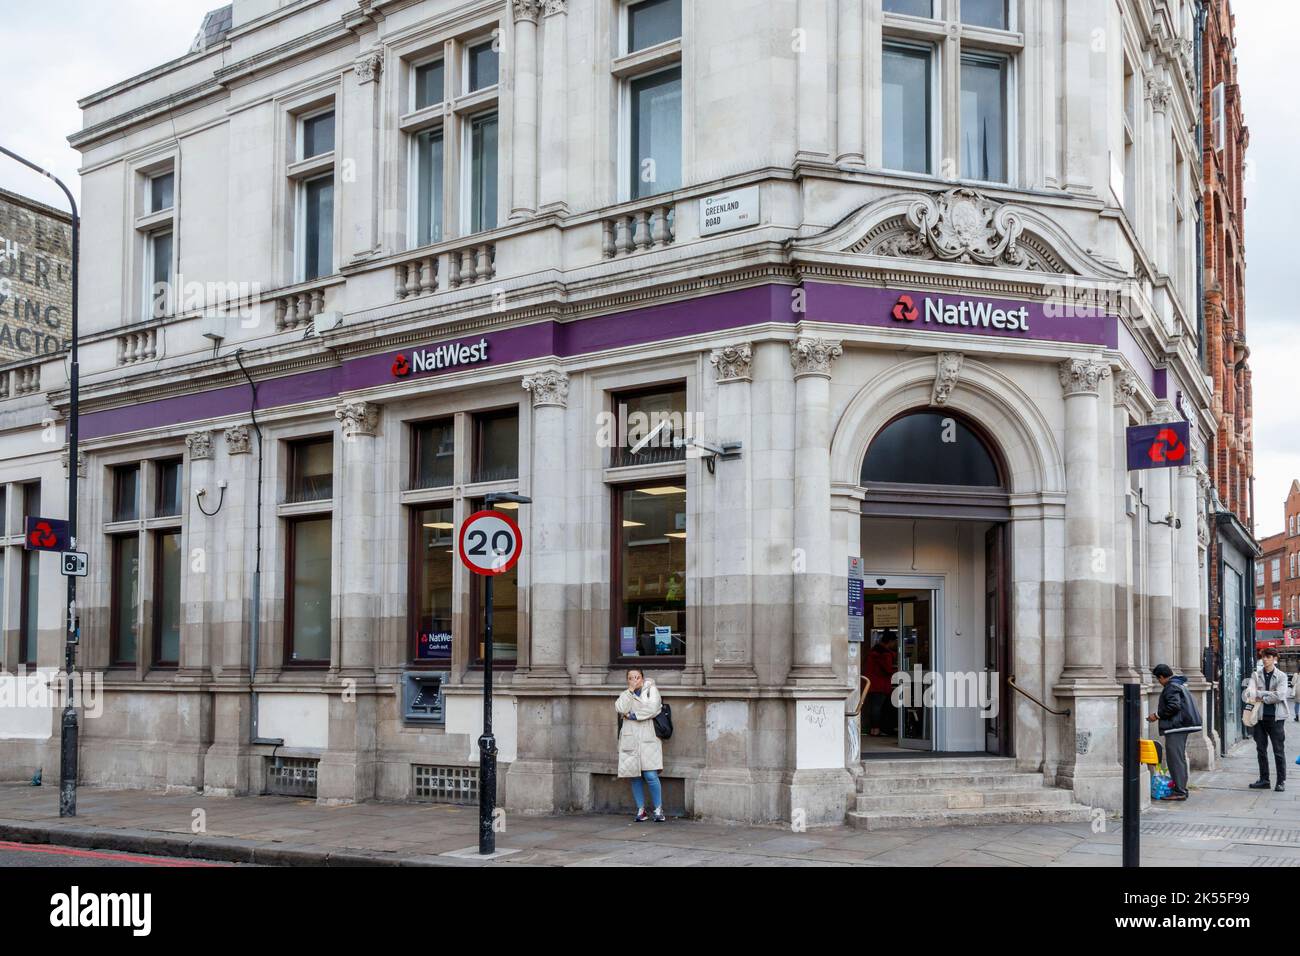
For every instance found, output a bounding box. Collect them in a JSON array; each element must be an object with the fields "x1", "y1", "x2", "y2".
[{"x1": 1247, "y1": 647, "x2": 1290, "y2": 792}]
